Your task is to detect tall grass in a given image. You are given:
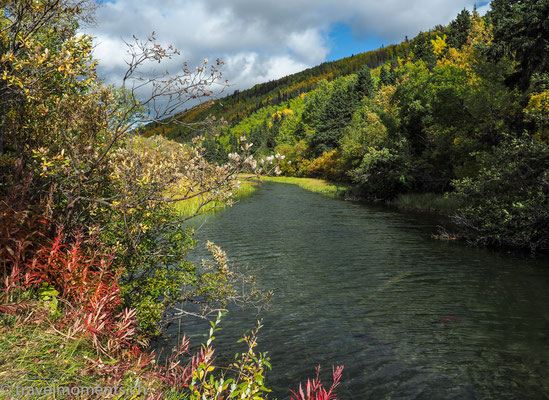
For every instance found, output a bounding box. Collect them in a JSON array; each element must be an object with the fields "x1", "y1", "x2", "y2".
[
  {"x1": 172, "y1": 180, "x2": 258, "y2": 218},
  {"x1": 259, "y1": 176, "x2": 348, "y2": 198},
  {"x1": 388, "y1": 192, "x2": 463, "y2": 215}
]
